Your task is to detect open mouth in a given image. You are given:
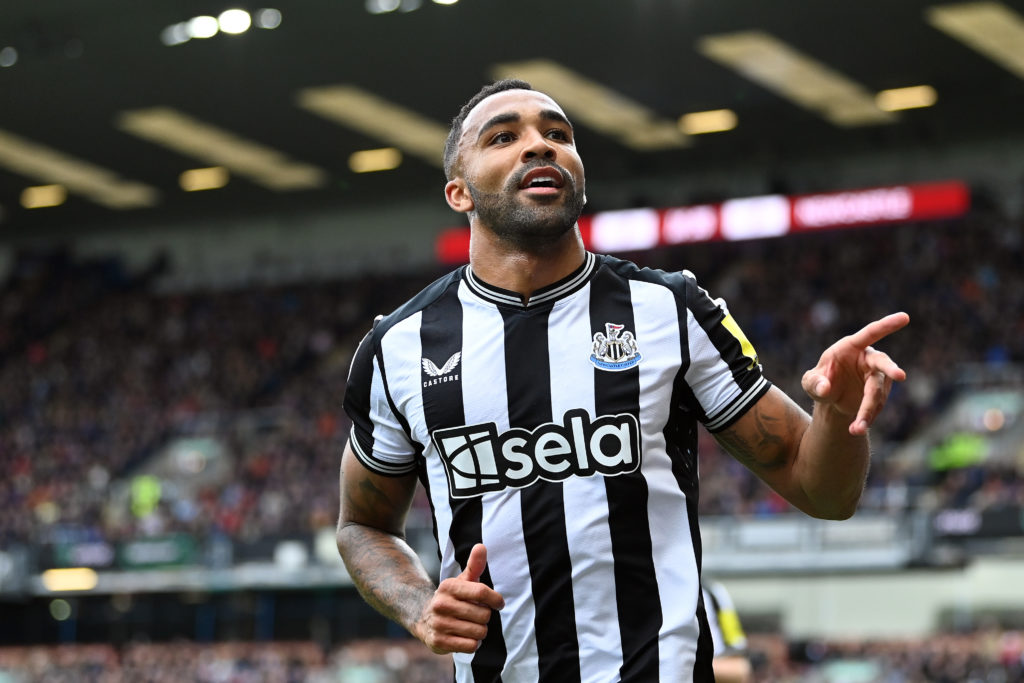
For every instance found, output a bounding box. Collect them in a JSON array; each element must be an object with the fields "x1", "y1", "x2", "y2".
[{"x1": 519, "y1": 166, "x2": 565, "y2": 194}]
